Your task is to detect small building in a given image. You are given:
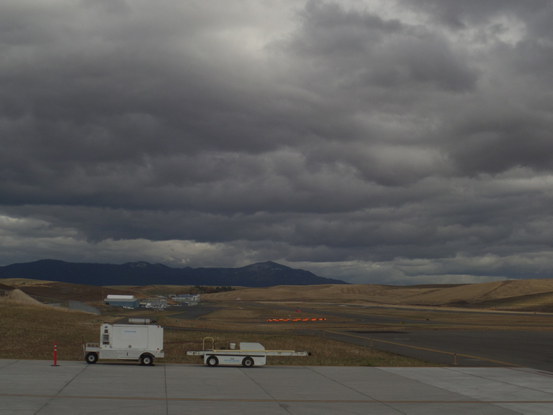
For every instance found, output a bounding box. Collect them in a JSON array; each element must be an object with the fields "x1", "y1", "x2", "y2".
[
  {"x1": 141, "y1": 297, "x2": 168, "y2": 310},
  {"x1": 171, "y1": 294, "x2": 200, "y2": 306},
  {"x1": 104, "y1": 294, "x2": 139, "y2": 309}
]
